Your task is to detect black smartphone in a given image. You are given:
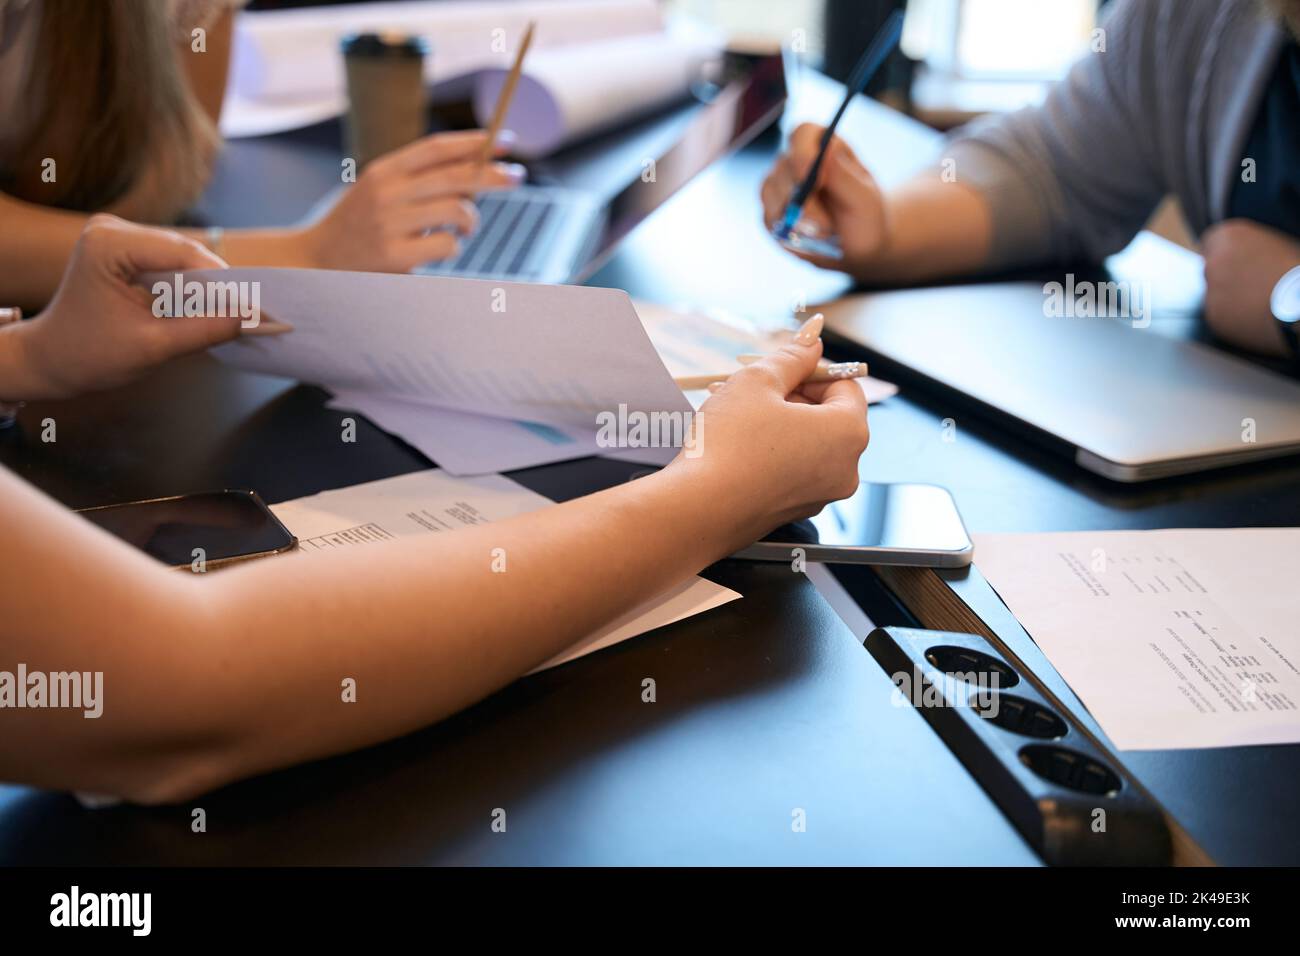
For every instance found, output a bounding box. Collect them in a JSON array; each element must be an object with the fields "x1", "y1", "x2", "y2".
[
  {"x1": 77, "y1": 490, "x2": 297, "y2": 570},
  {"x1": 734, "y1": 482, "x2": 974, "y2": 568}
]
